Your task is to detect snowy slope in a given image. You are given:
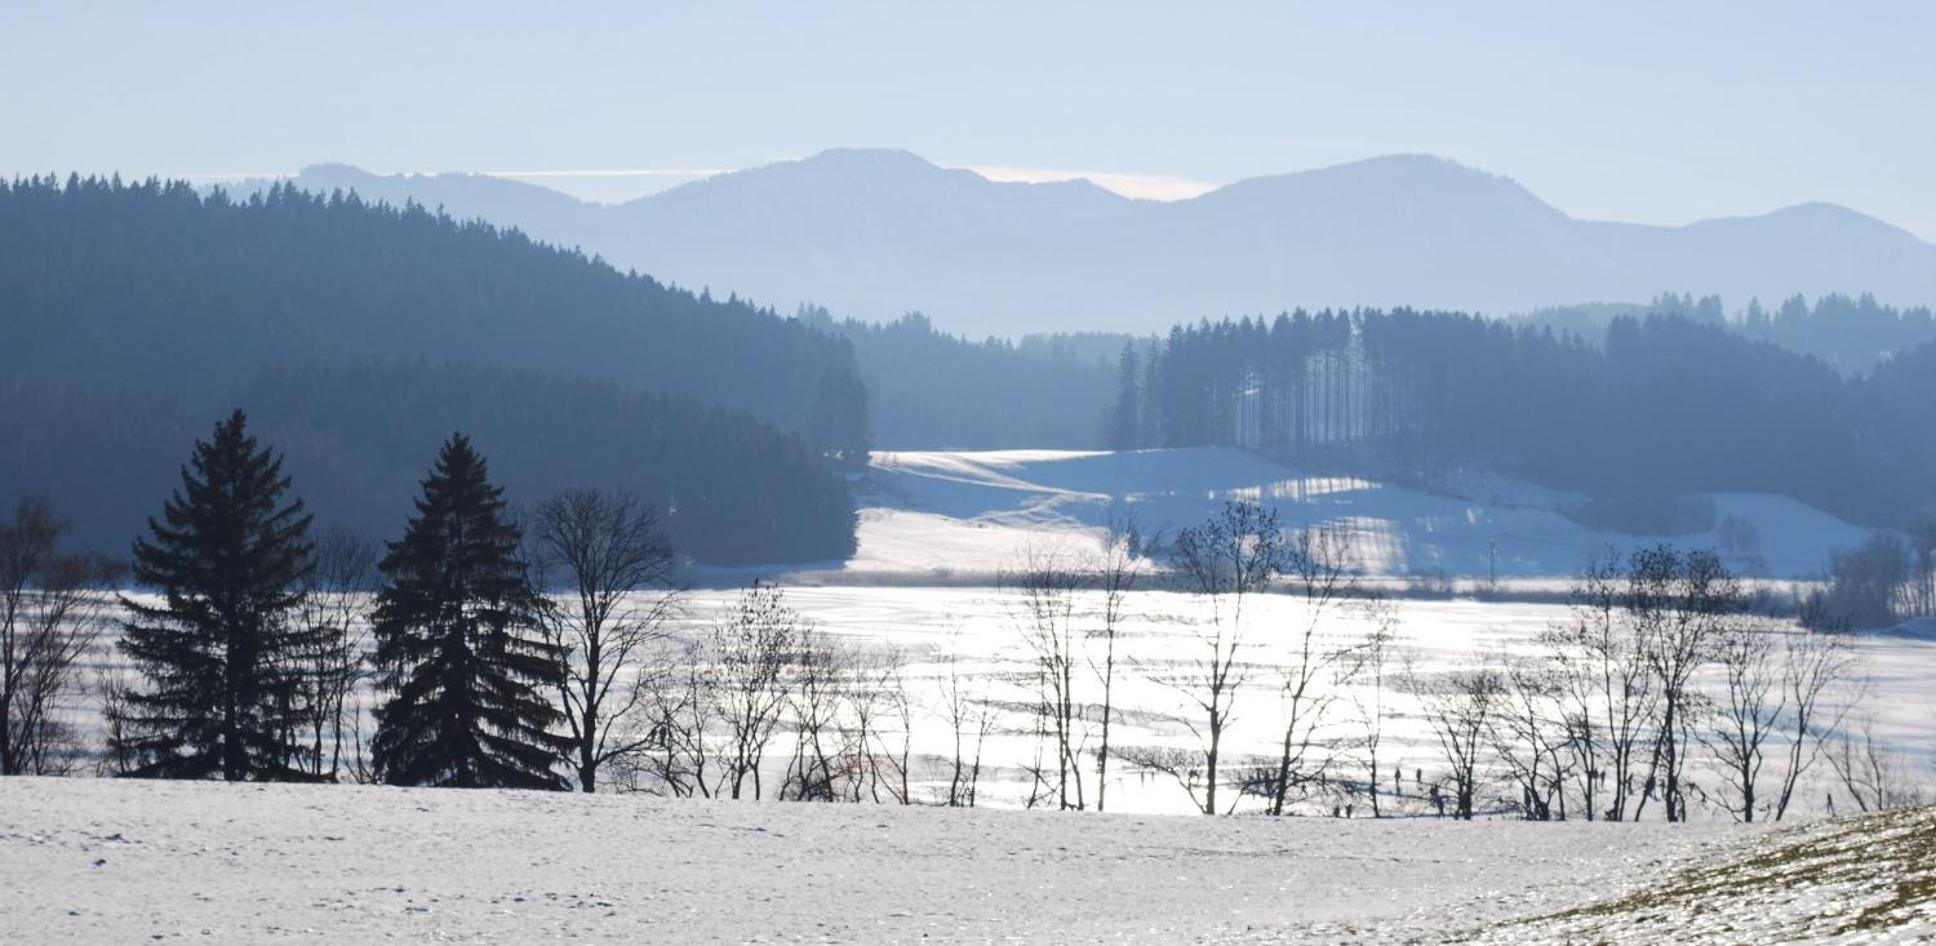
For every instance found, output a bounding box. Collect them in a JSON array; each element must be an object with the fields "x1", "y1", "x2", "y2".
[
  {"x1": 840, "y1": 447, "x2": 1871, "y2": 580},
  {"x1": 0, "y1": 777, "x2": 1765, "y2": 944},
  {"x1": 1471, "y1": 805, "x2": 1936, "y2": 943}
]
